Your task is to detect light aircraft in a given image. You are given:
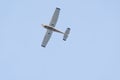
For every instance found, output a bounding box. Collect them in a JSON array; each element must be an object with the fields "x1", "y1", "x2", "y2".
[{"x1": 41, "y1": 7, "x2": 70, "y2": 47}]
